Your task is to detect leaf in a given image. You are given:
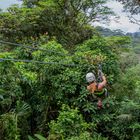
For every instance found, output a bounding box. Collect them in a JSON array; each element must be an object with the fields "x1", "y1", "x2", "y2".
[
  {"x1": 17, "y1": 102, "x2": 31, "y2": 116},
  {"x1": 0, "y1": 94, "x2": 4, "y2": 100},
  {"x1": 34, "y1": 134, "x2": 46, "y2": 140},
  {"x1": 28, "y1": 135, "x2": 35, "y2": 140},
  {"x1": 117, "y1": 114, "x2": 132, "y2": 121}
]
